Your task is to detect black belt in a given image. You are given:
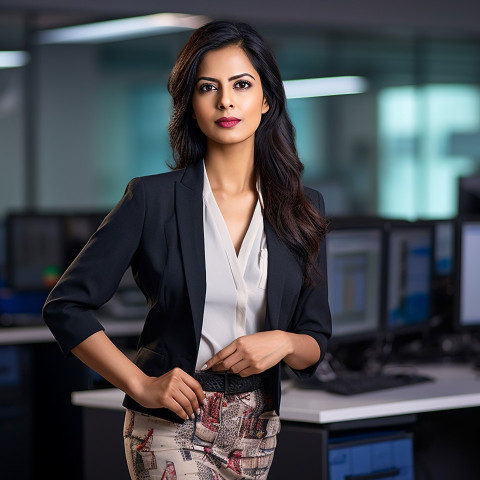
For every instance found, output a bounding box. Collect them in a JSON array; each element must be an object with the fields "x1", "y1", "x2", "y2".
[{"x1": 194, "y1": 370, "x2": 269, "y2": 394}]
